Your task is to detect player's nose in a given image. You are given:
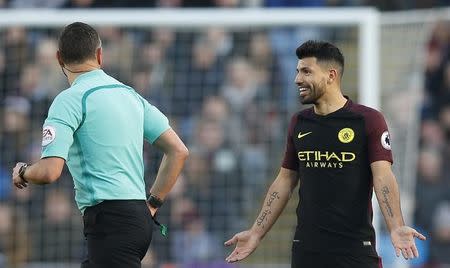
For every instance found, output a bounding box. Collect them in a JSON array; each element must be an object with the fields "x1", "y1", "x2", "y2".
[{"x1": 294, "y1": 73, "x2": 303, "y2": 84}]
